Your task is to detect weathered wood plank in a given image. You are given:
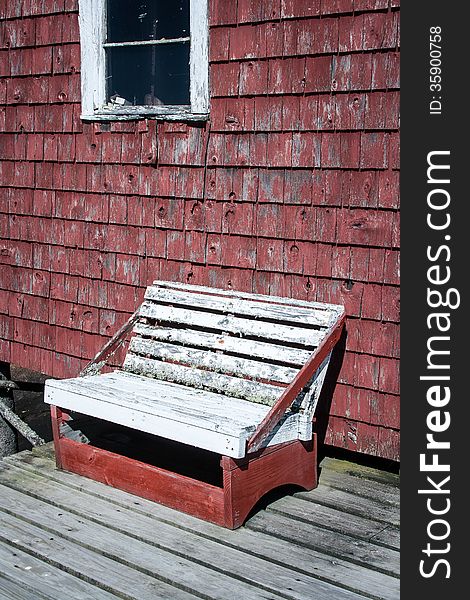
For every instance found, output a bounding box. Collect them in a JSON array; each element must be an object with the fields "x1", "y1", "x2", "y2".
[
  {"x1": 123, "y1": 354, "x2": 282, "y2": 405},
  {"x1": 6, "y1": 448, "x2": 399, "y2": 599},
  {"x1": 138, "y1": 301, "x2": 322, "y2": 347},
  {"x1": 0, "y1": 574, "x2": 49, "y2": 600},
  {"x1": 0, "y1": 511, "x2": 196, "y2": 600},
  {"x1": 80, "y1": 310, "x2": 139, "y2": 377},
  {"x1": 318, "y1": 468, "x2": 399, "y2": 507},
  {"x1": 45, "y1": 372, "x2": 311, "y2": 457},
  {"x1": 298, "y1": 354, "x2": 331, "y2": 420},
  {"x1": 189, "y1": 0, "x2": 209, "y2": 113},
  {"x1": 47, "y1": 370, "x2": 267, "y2": 431},
  {"x1": 132, "y1": 323, "x2": 313, "y2": 366},
  {"x1": 152, "y1": 280, "x2": 344, "y2": 314},
  {"x1": 146, "y1": 285, "x2": 336, "y2": 327},
  {"x1": 320, "y1": 456, "x2": 400, "y2": 486},
  {"x1": 265, "y1": 492, "x2": 399, "y2": 550},
  {"x1": 294, "y1": 485, "x2": 400, "y2": 526},
  {"x1": 46, "y1": 379, "x2": 248, "y2": 458},
  {"x1": 0, "y1": 489, "x2": 281, "y2": 600},
  {"x1": 0, "y1": 541, "x2": 118, "y2": 600},
  {"x1": 128, "y1": 336, "x2": 299, "y2": 384},
  {"x1": 82, "y1": 110, "x2": 208, "y2": 121},
  {"x1": 0, "y1": 575, "x2": 49, "y2": 600},
  {"x1": 0, "y1": 397, "x2": 45, "y2": 447},
  {"x1": 0, "y1": 467, "x2": 365, "y2": 600},
  {"x1": 247, "y1": 510, "x2": 399, "y2": 578},
  {"x1": 369, "y1": 525, "x2": 400, "y2": 549}
]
